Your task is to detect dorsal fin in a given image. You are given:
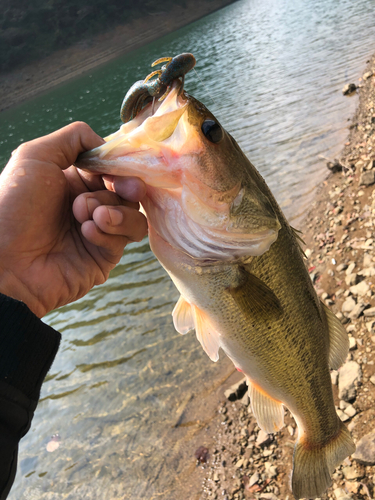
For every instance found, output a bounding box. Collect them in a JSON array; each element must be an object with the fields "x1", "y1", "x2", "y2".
[
  {"x1": 321, "y1": 301, "x2": 349, "y2": 370},
  {"x1": 291, "y1": 225, "x2": 307, "y2": 258}
]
